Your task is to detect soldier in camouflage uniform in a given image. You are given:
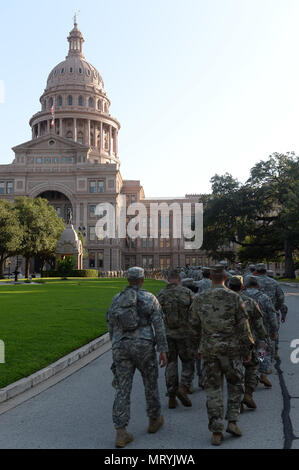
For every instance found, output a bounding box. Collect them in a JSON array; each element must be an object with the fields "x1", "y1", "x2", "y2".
[
  {"x1": 243, "y1": 276, "x2": 278, "y2": 387},
  {"x1": 228, "y1": 276, "x2": 267, "y2": 410},
  {"x1": 107, "y1": 267, "x2": 168, "y2": 448},
  {"x1": 194, "y1": 268, "x2": 212, "y2": 389},
  {"x1": 255, "y1": 263, "x2": 287, "y2": 360},
  {"x1": 157, "y1": 269, "x2": 195, "y2": 408},
  {"x1": 190, "y1": 265, "x2": 254, "y2": 446},
  {"x1": 196, "y1": 268, "x2": 212, "y2": 294}
]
